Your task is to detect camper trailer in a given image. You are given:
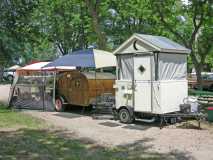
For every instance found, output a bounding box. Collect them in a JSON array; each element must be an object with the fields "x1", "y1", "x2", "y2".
[
  {"x1": 113, "y1": 34, "x2": 191, "y2": 123},
  {"x1": 55, "y1": 71, "x2": 116, "y2": 111},
  {"x1": 42, "y1": 49, "x2": 117, "y2": 111}
]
